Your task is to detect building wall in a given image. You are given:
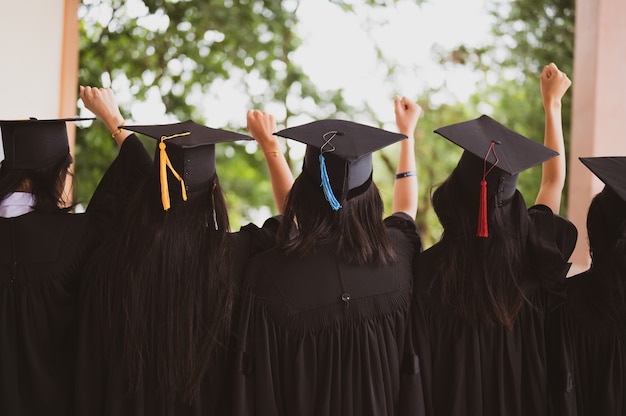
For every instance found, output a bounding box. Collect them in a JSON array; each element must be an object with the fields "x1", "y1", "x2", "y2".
[
  {"x1": 567, "y1": 0, "x2": 626, "y2": 273},
  {"x1": 0, "y1": 0, "x2": 79, "y2": 160}
]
